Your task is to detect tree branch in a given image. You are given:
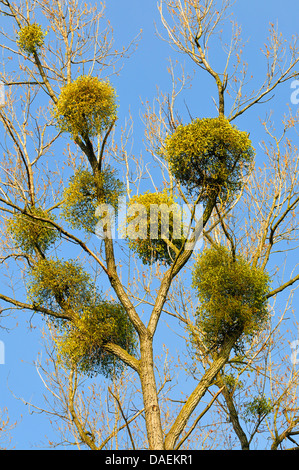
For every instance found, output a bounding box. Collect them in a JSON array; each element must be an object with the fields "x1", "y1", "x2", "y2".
[
  {"x1": 164, "y1": 329, "x2": 241, "y2": 450},
  {"x1": 0, "y1": 292, "x2": 72, "y2": 321},
  {"x1": 267, "y1": 273, "x2": 299, "y2": 299},
  {"x1": 108, "y1": 385, "x2": 136, "y2": 450},
  {"x1": 103, "y1": 342, "x2": 140, "y2": 373},
  {"x1": 68, "y1": 368, "x2": 98, "y2": 450}
]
